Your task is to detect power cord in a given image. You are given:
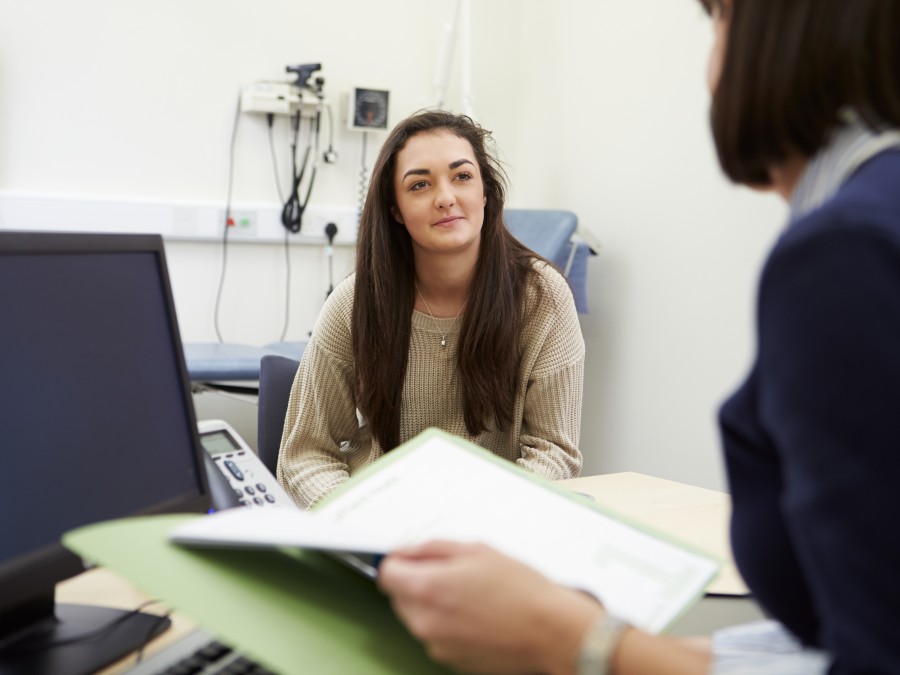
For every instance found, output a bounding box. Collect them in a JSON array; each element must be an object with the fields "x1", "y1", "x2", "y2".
[
  {"x1": 267, "y1": 113, "x2": 294, "y2": 342},
  {"x1": 357, "y1": 132, "x2": 369, "y2": 222},
  {"x1": 323, "y1": 103, "x2": 338, "y2": 165},
  {"x1": 281, "y1": 92, "x2": 324, "y2": 235},
  {"x1": 266, "y1": 113, "x2": 286, "y2": 204},
  {"x1": 281, "y1": 110, "x2": 310, "y2": 233},
  {"x1": 212, "y1": 92, "x2": 242, "y2": 343},
  {"x1": 324, "y1": 222, "x2": 338, "y2": 297},
  {"x1": 134, "y1": 607, "x2": 173, "y2": 664}
]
